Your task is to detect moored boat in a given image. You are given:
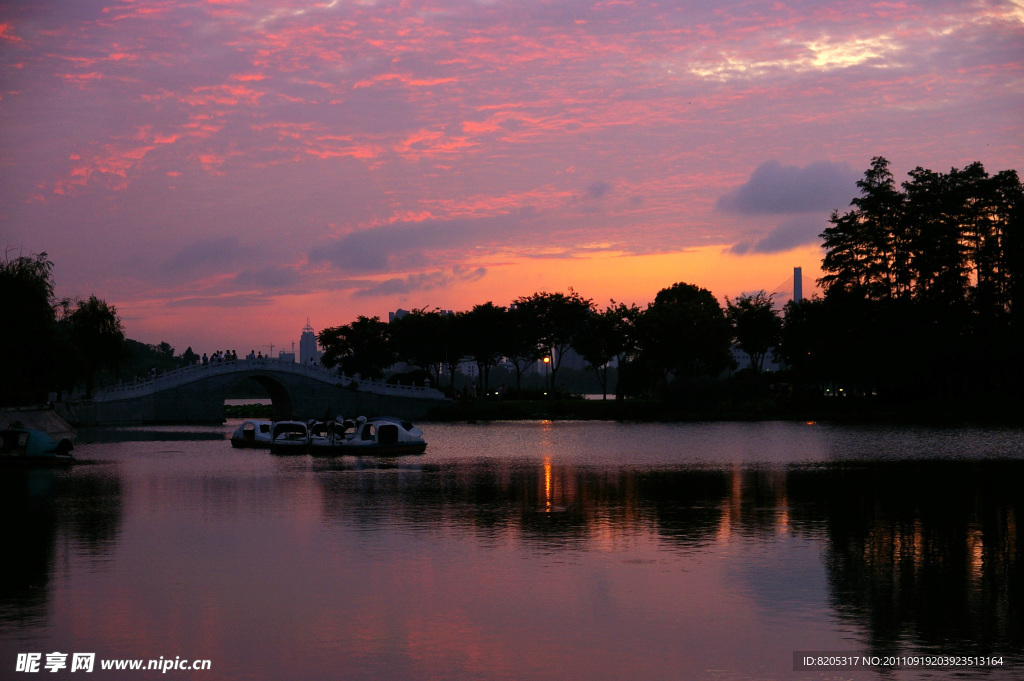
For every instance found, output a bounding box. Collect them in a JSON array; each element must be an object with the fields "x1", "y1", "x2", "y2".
[
  {"x1": 269, "y1": 420, "x2": 310, "y2": 455},
  {"x1": 230, "y1": 419, "x2": 273, "y2": 448},
  {"x1": 0, "y1": 428, "x2": 75, "y2": 465},
  {"x1": 309, "y1": 416, "x2": 426, "y2": 456}
]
